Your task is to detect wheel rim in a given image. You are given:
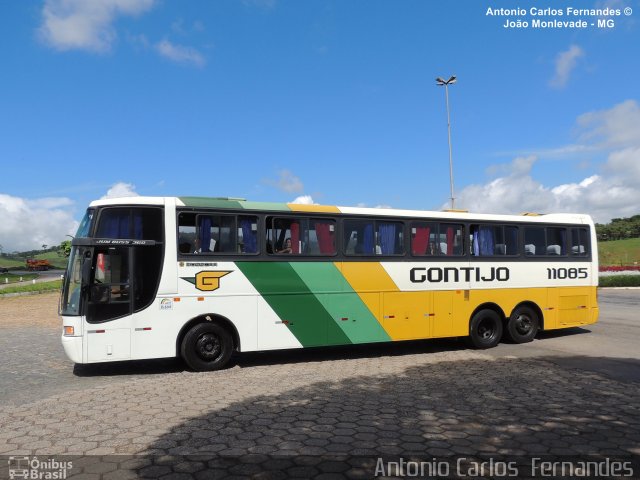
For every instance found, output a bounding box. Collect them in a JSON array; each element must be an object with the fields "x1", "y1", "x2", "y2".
[
  {"x1": 514, "y1": 314, "x2": 532, "y2": 335},
  {"x1": 196, "y1": 333, "x2": 221, "y2": 361},
  {"x1": 477, "y1": 318, "x2": 496, "y2": 340}
]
